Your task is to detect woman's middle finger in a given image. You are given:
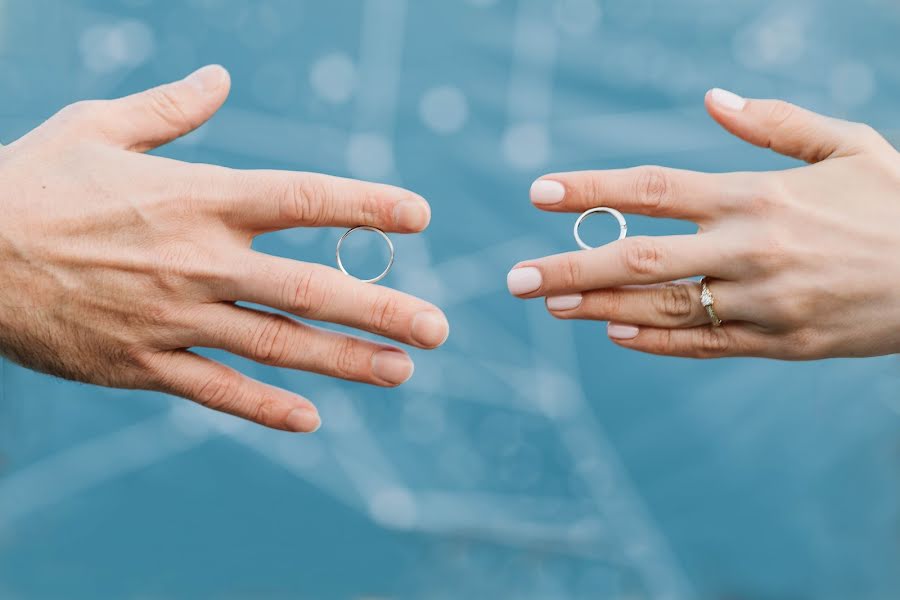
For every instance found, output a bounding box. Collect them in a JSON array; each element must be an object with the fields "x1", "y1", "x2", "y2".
[
  {"x1": 508, "y1": 233, "x2": 741, "y2": 298},
  {"x1": 216, "y1": 251, "x2": 450, "y2": 349}
]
